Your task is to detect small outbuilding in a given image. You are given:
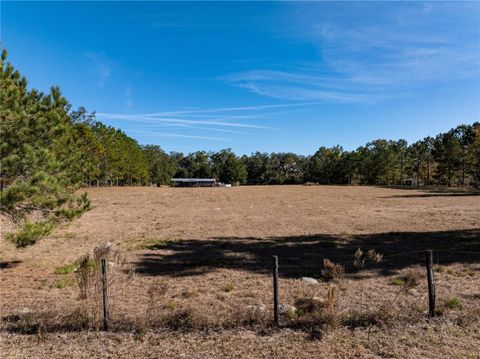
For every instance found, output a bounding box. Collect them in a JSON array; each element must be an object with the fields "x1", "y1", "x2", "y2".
[
  {"x1": 401, "y1": 177, "x2": 424, "y2": 186},
  {"x1": 171, "y1": 178, "x2": 217, "y2": 187}
]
